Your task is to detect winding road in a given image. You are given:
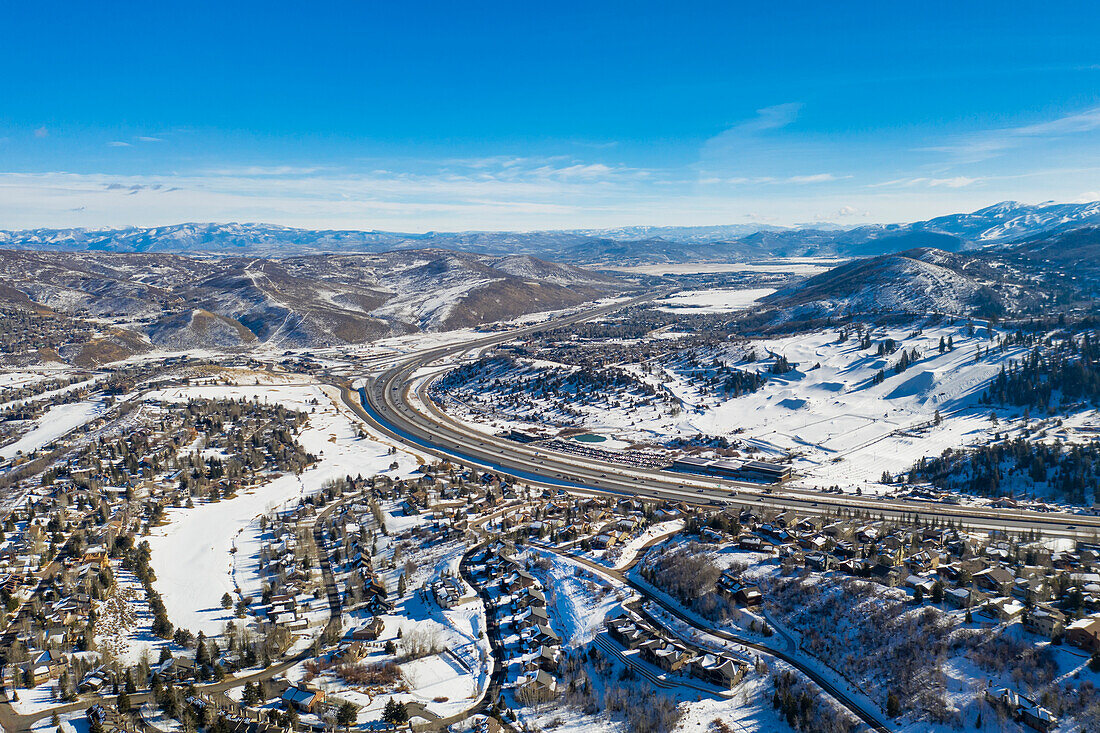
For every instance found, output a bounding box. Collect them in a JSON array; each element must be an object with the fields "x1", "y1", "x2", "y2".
[{"x1": 340, "y1": 297, "x2": 1100, "y2": 542}]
